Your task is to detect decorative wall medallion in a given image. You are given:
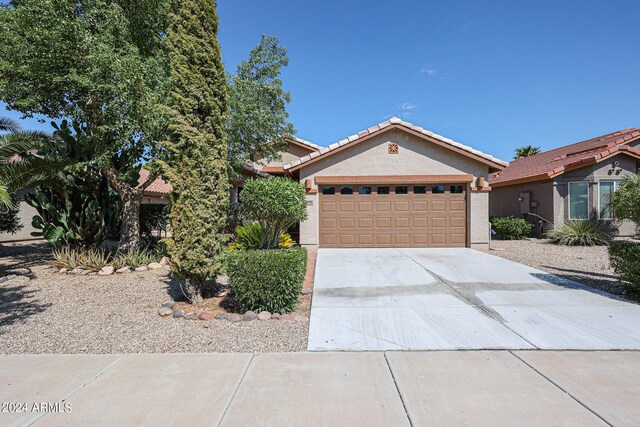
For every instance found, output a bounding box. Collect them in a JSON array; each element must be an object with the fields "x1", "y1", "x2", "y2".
[{"x1": 388, "y1": 143, "x2": 399, "y2": 154}]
